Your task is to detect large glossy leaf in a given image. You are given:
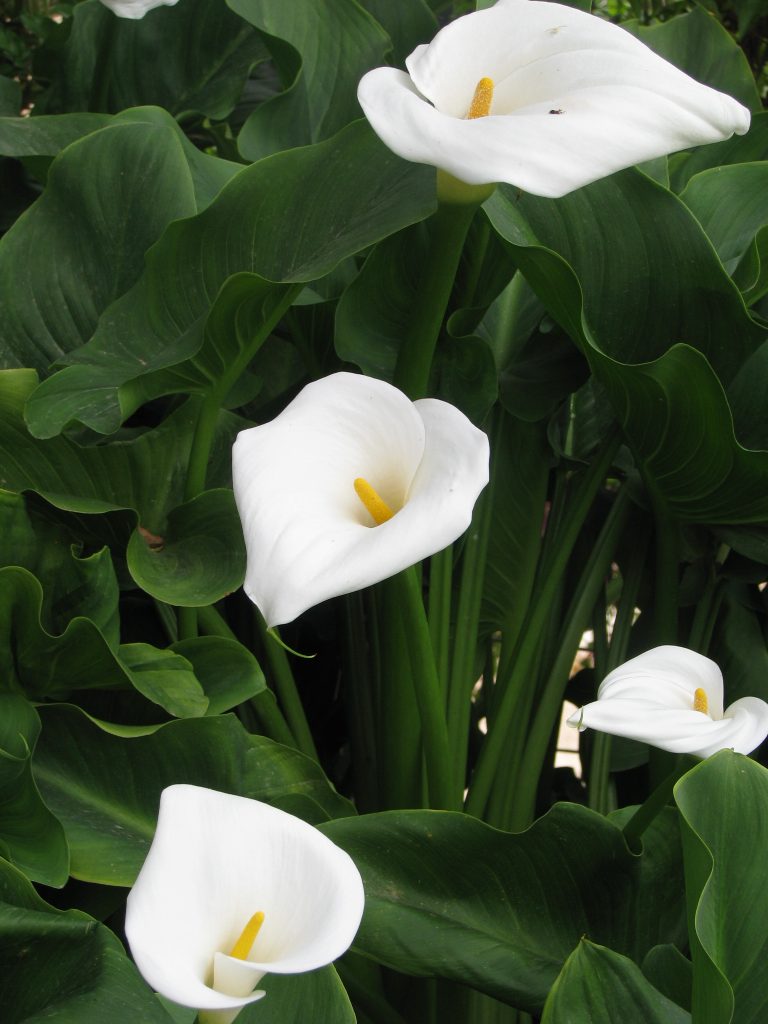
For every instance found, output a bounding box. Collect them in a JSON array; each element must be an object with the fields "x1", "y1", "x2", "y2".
[
  {"x1": 675, "y1": 751, "x2": 768, "y2": 1024},
  {"x1": 0, "y1": 695, "x2": 68, "y2": 887},
  {"x1": 0, "y1": 122, "x2": 196, "y2": 373},
  {"x1": 0, "y1": 107, "x2": 242, "y2": 210},
  {"x1": 230, "y1": 0, "x2": 390, "y2": 160},
  {"x1": 41, "y1": 0, "x2": 264, "y2": 119},
  {"x1": 541, "y1": 939, "x2": 690, "y2": 1023},
  {"x1": 680, "y1": 164, "x2": 768, "y2": 279},
  {"x1": 359, "y1": 0, "x2": 436, "y2": 63},
  {"x1": 33, "y1": 705, "x2": 354, "y2": 885},
  {"x1": 24, "y1": 120, "x2": 435, "y2": 437},
  {"x1": 625, "y1": 7, "x2": 761, "y2": 111},
  {"x1": 0, "y1": 370, "x2": 236, "y2": 533},
  {"x1": 323, "y1": 804, "x2": 686, "y2": 1013},
  {"x1": 170, "y1": 636, "x2": 265, "y2": 715},
  {"x1": 0, "y1": 857, "x2": 175, "y2": 1023},
  {"x1": 485, "y1": 173, "x2": 768, "y2": 522},
  {"x1": 126, "y1": 489, "x2": 245, "y2": 606}
]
